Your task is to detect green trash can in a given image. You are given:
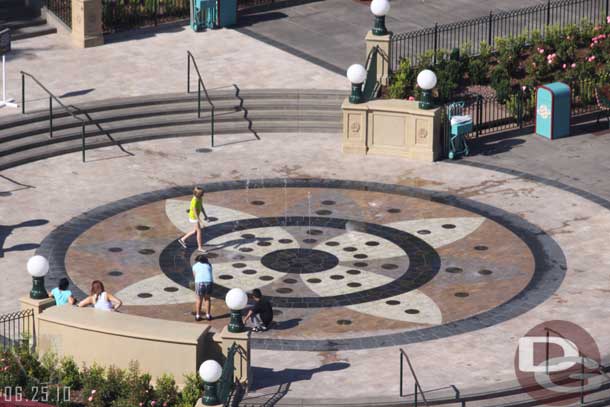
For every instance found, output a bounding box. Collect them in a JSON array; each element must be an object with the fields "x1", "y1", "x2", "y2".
[{"x1": 218, "y1": 0, "x2": 237, "y2": 27}]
